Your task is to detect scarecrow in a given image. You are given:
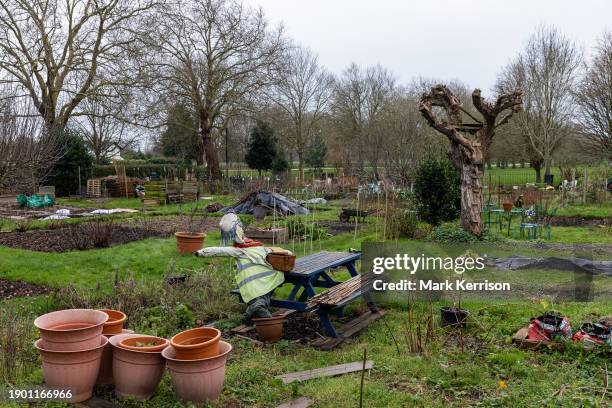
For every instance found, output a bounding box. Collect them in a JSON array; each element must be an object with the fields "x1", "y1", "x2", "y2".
[{"x1": 195, "y1": 211, "x2": 289, "y2": 323}]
